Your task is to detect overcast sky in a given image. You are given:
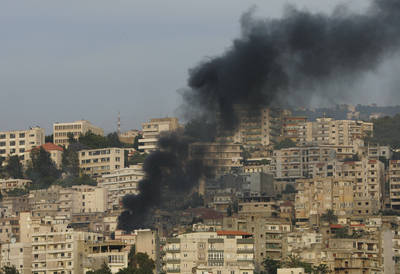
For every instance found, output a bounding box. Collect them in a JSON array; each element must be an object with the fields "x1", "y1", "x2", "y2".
[{"x1": 1, "y1": 0, "x2": 396, "y2": 134}]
